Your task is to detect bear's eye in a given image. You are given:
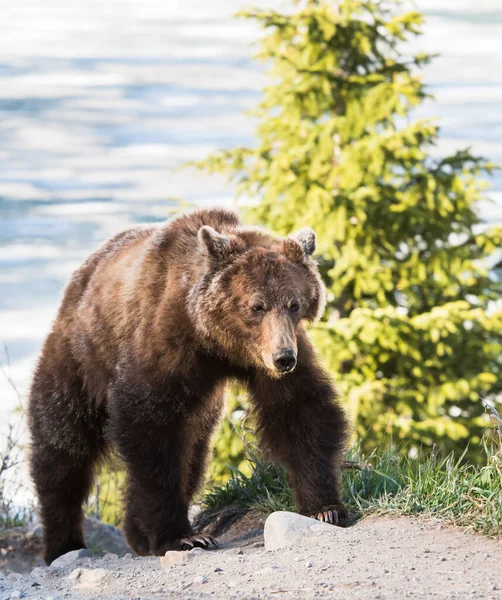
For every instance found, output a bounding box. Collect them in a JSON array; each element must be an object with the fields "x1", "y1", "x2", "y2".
[
  {"x1": 289, "y1": 301, "x2": 300, "y2": 312},
  {"x1": 252, "y1": 303, "x2": 266, "y2": 313}
]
